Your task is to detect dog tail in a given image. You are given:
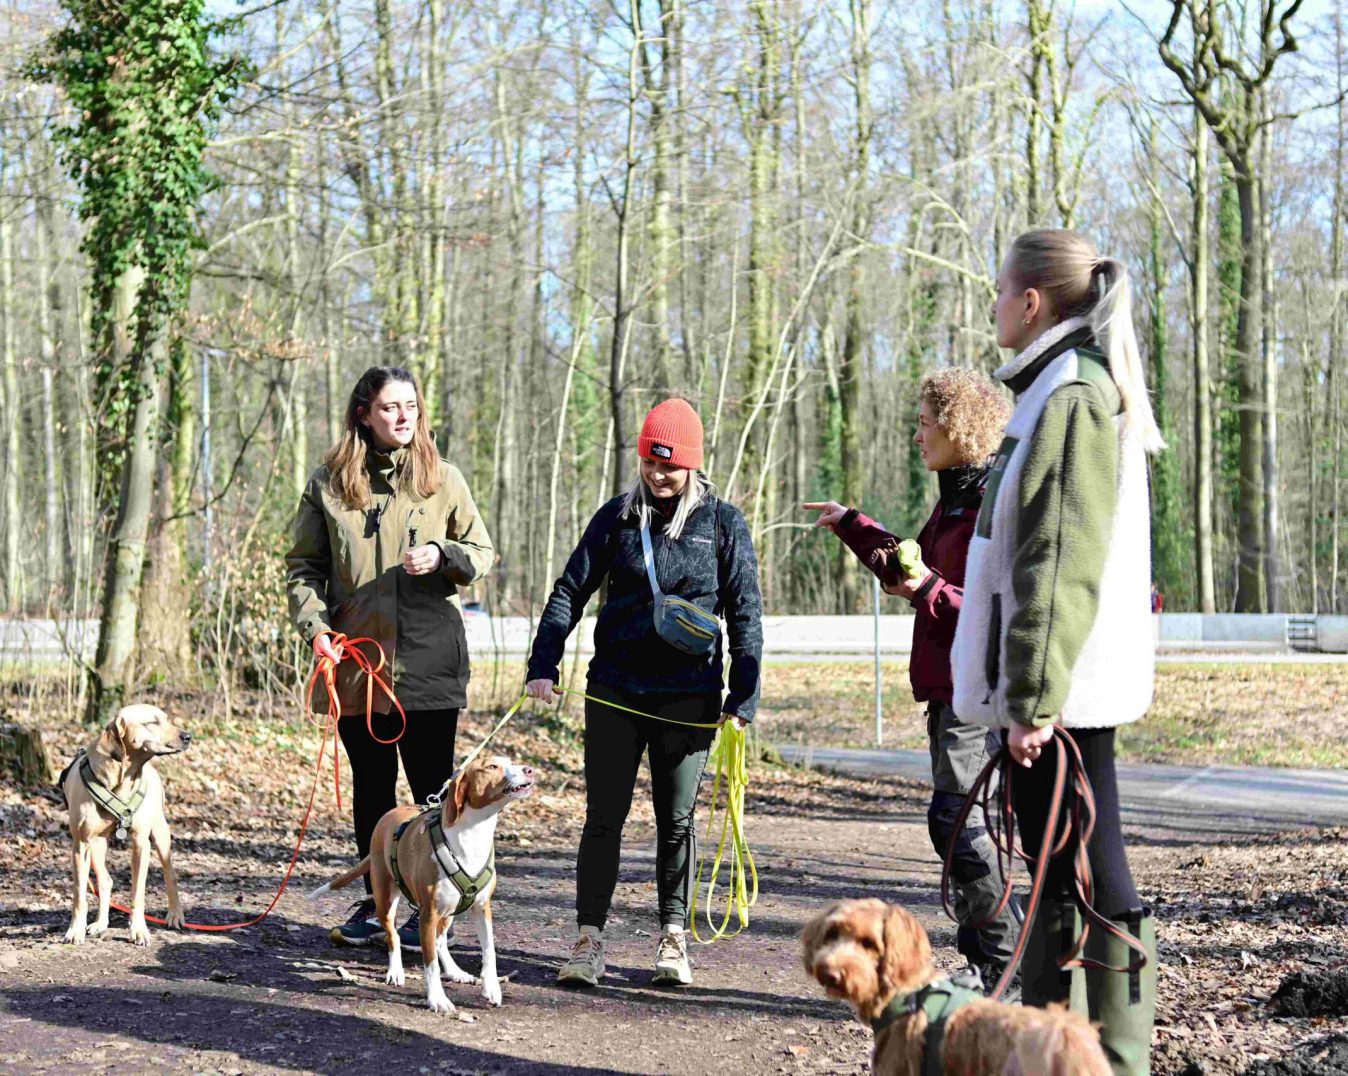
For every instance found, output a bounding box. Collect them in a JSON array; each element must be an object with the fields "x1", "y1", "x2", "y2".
[
  {"x1": 307, "y1": 856, "x2": 371, "y2": 900},
  {"x1": 1002, "y1": 1003, "x2": 1112, "y2": 1076}
]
